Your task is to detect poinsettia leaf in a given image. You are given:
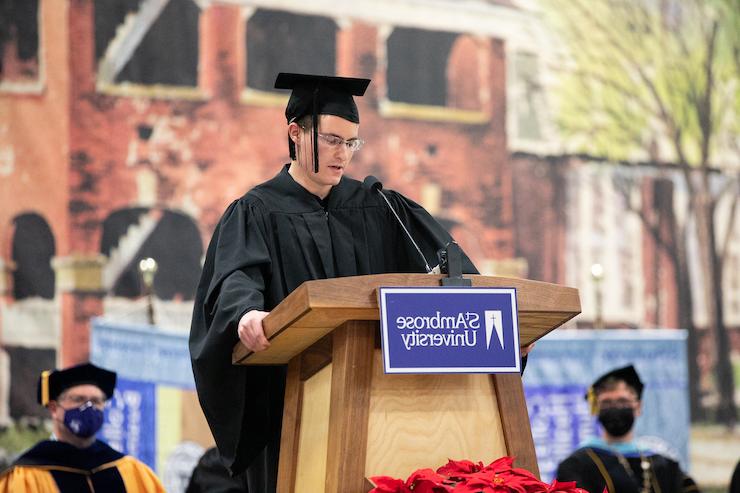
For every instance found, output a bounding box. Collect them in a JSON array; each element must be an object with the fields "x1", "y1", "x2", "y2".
[
  {"x1": 373, "y1": 457, "x2": 560, "y2": 493},
  {"x1": 482, "y1": 456, "x2": 515, "y2": 473},
  {"x1": 437, "y1": 458, "x2": 485, "y2": 476},
  {"x1": 407, "y1": 468, "x2": 447, "y2": 485},
  {"x1": 510, "y1": 467, "x2": 540, "y2": 480},
  {"x1": 368, "y1": 476, "x2": 412, "y2": 493},
  {"x1": 411, "y1": 479, "x2": 455, "y2": 493}
]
